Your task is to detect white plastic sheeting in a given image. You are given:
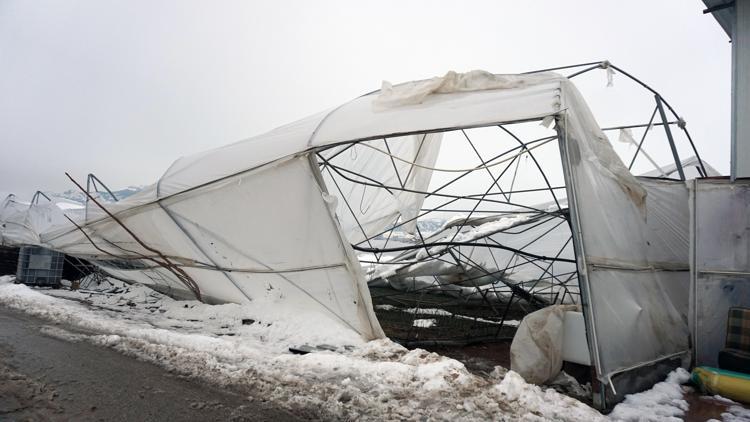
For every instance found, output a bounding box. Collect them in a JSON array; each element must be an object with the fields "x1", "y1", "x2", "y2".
[
  {"x1": 375, "y1": 70, "x2": 560, "y2": 108},
  {"x1": 319, "y1": 133, "x2": 443, "y2": 244},
  {"x1": 0, "y1": 68, "x2": 694, "y2": 371},
  {"x1": 510, "y1": 304, "x2": 579, "y2": 384},
  {"x1": 43, "y1": 156, "x2": 384, "y2": 340},
  {"x1": 559, "y1": 78, "x2": 691, "y2": 392},
  {"x1": 149, "y1": 72, "x2": 563, "y2": 200},
  {"x1": 0, "y1": 195, "x2": 72, "y2": 246},
  {"x1": 0, "y1": 195, "x2": 34, "y2": 245},
  {"x1": 19, "y1": 71, "x2": 569, "y2": 341}
]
